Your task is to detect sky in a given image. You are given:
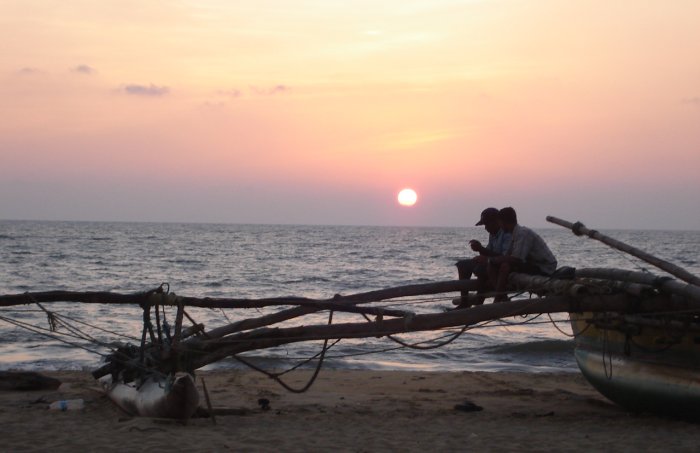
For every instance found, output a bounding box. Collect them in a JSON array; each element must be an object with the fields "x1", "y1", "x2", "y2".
[{"x1": 1, "y1": 0, "x2": 699, "y2": 229}]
